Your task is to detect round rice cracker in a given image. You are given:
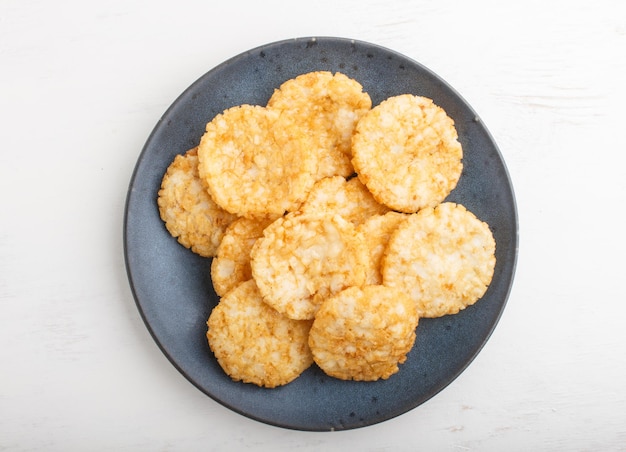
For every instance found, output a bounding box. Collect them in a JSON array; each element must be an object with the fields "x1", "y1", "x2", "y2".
[
  {"x1": 210, "y1": 216, "x2": 273, "y2": 297},
  {"x1": 157, "y1": 147, "x2": 237, "y2": 257},
  {"x1": 250, "y1": 212, "x2": 368, "y2": 320},
  {"x1": 206, "y1": 280, "x2": 314, "y2": 388},
  {"x1": 267, "y1": 71, "x2": 372, "y2": 178},
  {"x1": 382, "y1": 202, "x2": 496, "y2": 318},
  {"x1": 356, "y1": 211, "x2": 409, "y2": 285},
  {"x1": 299, "y1": 175, "x2": 389, "y2": 225},
  {"x1": 309, "y1": 285, "x2": 419, "y2": 381},
  {"x1": 351, "y1": 94, "x2": 463, "y2": 213},
  {"x1": 197, "y1": 104, "x2": 318, "y2": 220}
]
